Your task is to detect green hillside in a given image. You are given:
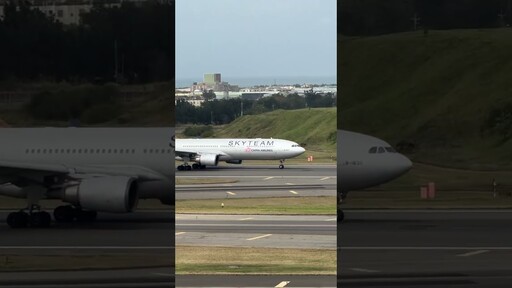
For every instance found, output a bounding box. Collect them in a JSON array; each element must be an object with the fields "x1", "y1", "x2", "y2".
[
  {"x1": 340, "y1": 28, "x2": 512, "y2": 169},
  {"x1": 215, "y1": 108, "x2": 336, "y2": 153}
]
